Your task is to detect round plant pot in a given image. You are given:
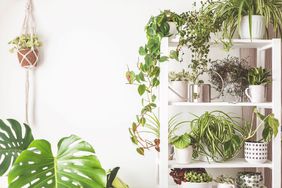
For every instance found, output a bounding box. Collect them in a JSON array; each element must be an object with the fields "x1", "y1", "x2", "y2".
[
  {"x1": 236, "y1": 172, "x2": 263, "y2": 188},
  {"x1": 17, "y1": 48, "x2": 39, "y2": 68},
  {"x1": 239, "y1": 15, "x2": 265, "y2": 39},
  {"x1": 245, "y1": 85, "x2": 265, "y2": 103},
  {"x1": 244, "y1": 142, "x2": 267, "y2": 164},
  {"x1": 217, "y1": 183, "x2": 235, "y2": 188},
  {"x1": 175, "y1": 146, "x2": 192, "y2": 164},
  {"x1": 180, "y1": 182, "x2": 212, "y2": 188},
  {"x1": 168, "y1": 81, "x2": 188, "y2": 103}
]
